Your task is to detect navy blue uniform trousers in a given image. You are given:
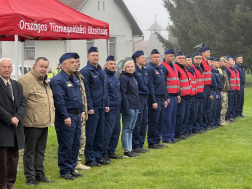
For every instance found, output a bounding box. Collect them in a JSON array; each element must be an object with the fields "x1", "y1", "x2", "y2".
[
  {"x1": 162, "y1": 96, "x2": 177, "y2": 142},
  {"x1": 147, "y1": 97, "x2": 164, "y2": 145},
  {"x1": 236, "y1": 84, "x2": 245, "y2": 116},
  {"x1": 215, "y1": 91, "x2": 221, "y2": 125},
  {"x1": 193, "y1": 97, "x2": 203, "y2": 132},
  {"x1": 132, "y1": 96, "x2": 148, "y2": 149},
  {"x1": 55, "y1": 113, "x2": 81, "y2": 175},
  {"x1": 210, "y1": 91, "x2": 216, "y2": 126},
  {"x1": 186, "y1": 96, "x2": 195, "y2": 134},
  {"x1": 103, "y1": 110, "x2": 121, "y2": 156},
  {"x1": 175, "y1": 97, "x2": 190, "y2": 137},
  {"x1": 85, "y1": 109, "x2": 105, "y2": 164},
  {"x1": 226, "y1": 91, "x2": 235, "y2": 120},
  {"x1": 202, "y1": 85, "x2": 211, "y2": 128}
]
